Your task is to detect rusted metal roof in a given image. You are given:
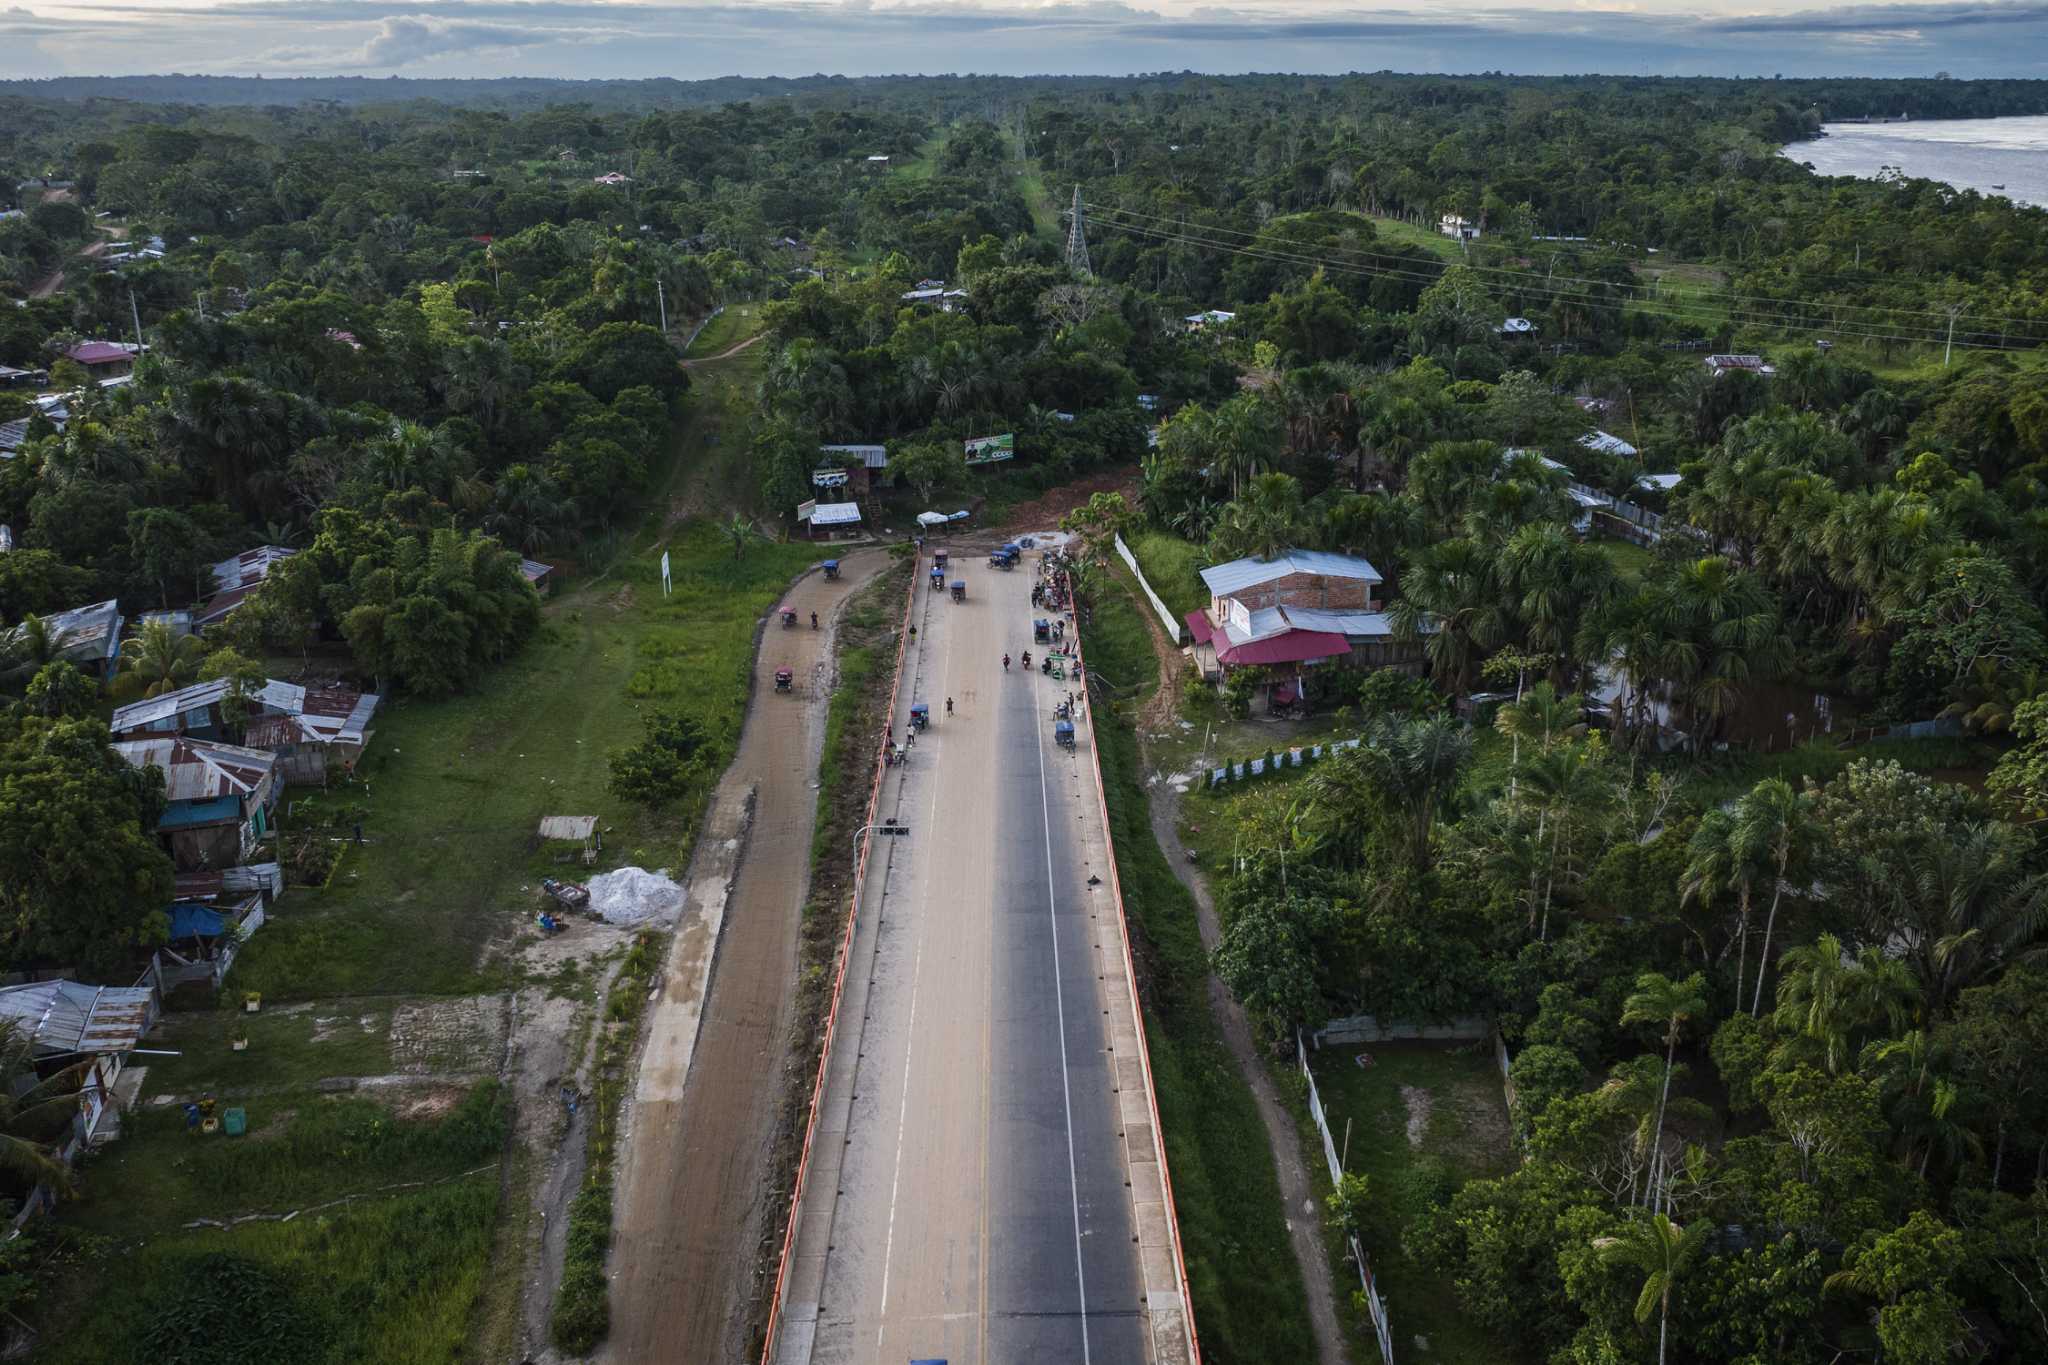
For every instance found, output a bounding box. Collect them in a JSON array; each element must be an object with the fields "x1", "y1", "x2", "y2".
[
  {"x1": 111, "y1": 679, "x2": 379, "y2": 746},
  {"x1": 0, "y1": 980, "x2": 158, "y2": 1057},
  {"x1": 114, "y1": 736, "x2": 275, "y2": 800}
]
